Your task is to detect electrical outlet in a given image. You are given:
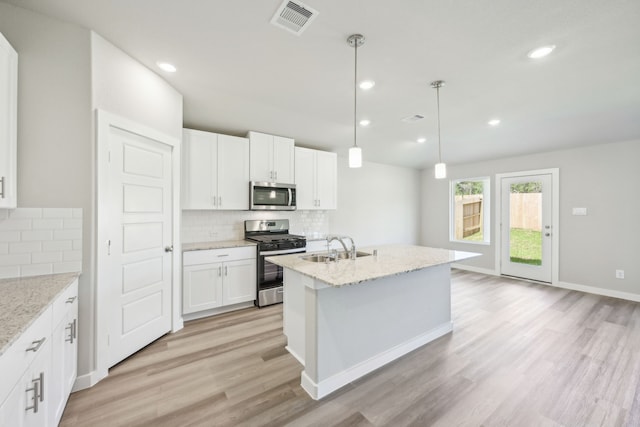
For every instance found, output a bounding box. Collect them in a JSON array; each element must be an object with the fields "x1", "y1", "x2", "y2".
[{"x1": 615, "y1": 270, "x2": 625, "y2": 279}]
